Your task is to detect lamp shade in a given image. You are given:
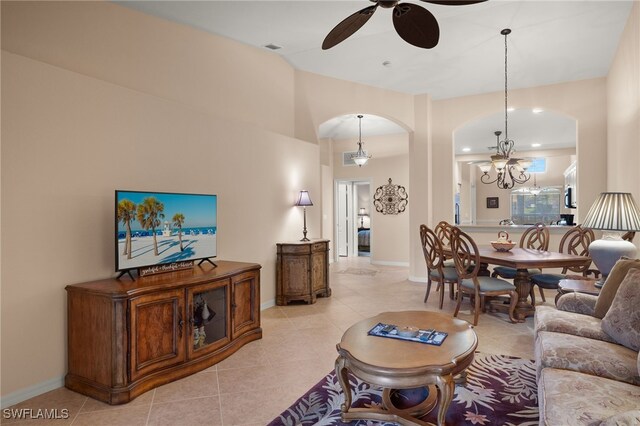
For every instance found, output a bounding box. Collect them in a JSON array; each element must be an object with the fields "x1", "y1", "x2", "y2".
[
  {"x1": 478, "y1": 163, "x2": 492, "y2": 173},
  {"x1": 517, "y1": 159, "x2": 533, "y2": 170},
  {"x1": 491, "y1": 155, "x2": 508, "y2": 171},
  {"x1": 582, "y1": 192, "x2": 640, "y2": 231},
  {"x1": 295, "y1": 190, "x2": 313, "y2": 207},
  {"x1": 358, "y1": 208, "x2": 366, "y2": 216}
]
